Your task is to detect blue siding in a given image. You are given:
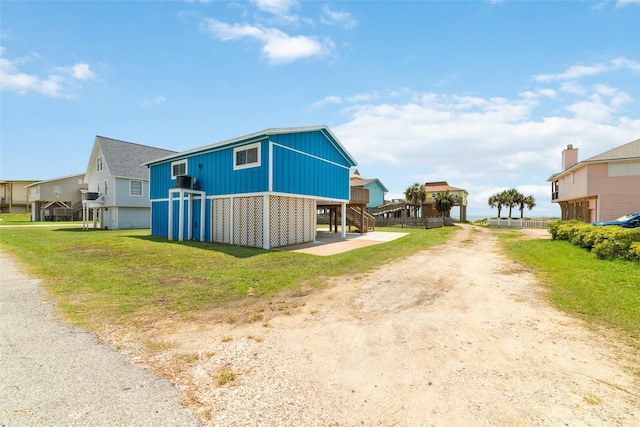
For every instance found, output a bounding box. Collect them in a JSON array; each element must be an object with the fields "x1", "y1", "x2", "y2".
[
  {"x1": 269, "y1": 130, "x2": 353, "y2": 168},
  {"x1": 151, "y1": 200, "x2": 169, "y2": 236},
  {"x1": 149, "y1": 140, "x2": 269, "y2": 201},
  {"x1": 150, "y1": 163, "x2": 172, "y2": 200},
  {"x1": 272, "y1": 144, "x2": 350, "y2": 200},
  {"x1": 151, "y1": 198, "x2": 210, "y2": 241},
  {"x1": 148, "y1": 127, "x2": 356, "y2": 240},
  {"x1": 365, "y1": 181, "x2": 386, "y2": 208}
]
